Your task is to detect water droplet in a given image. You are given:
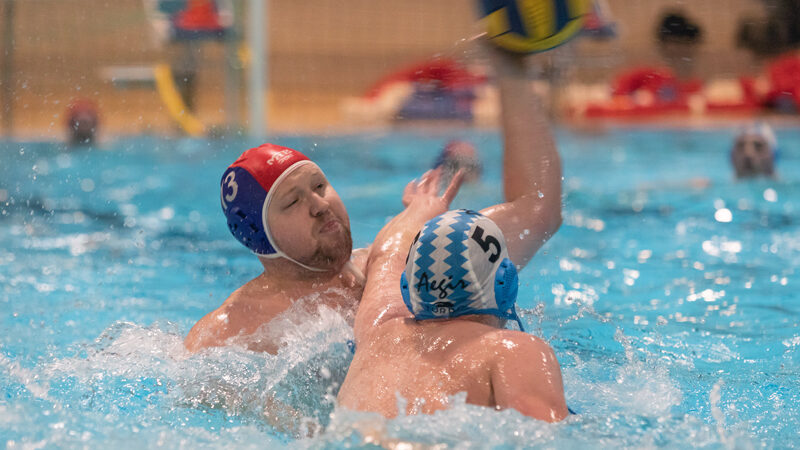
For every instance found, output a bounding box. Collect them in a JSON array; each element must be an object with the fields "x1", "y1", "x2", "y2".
[
  {"x1": 80, "y1": 179, "x2": 95, "y2": 192},
  {"x1": 714, "y1": 208, "x2": 732, "y2": 223},
  {"x1": 537, "y1": 190, "x2": 544, "y2": 198}
]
